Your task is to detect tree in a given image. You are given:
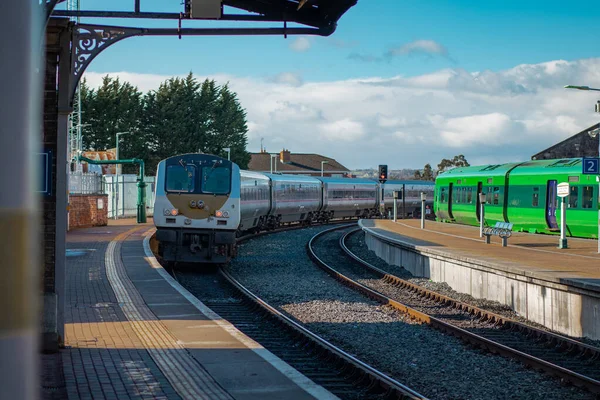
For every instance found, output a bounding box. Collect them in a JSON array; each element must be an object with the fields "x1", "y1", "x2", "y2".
[
  {"x1": 422, "y1": 163, "x2": 434, "y2": 181},
  {"x1": 81, "y1": 72, "x2": 252, "y2": 175},
  {"x1": 437, "y1": 154, "x2": 470, "y2": 174},
  {"x1": 80, "y1": 76, "x2": 143, "y2": 153},
  {"x1": 413, "y1": 170, "x2": 422, "y2": 179}
]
